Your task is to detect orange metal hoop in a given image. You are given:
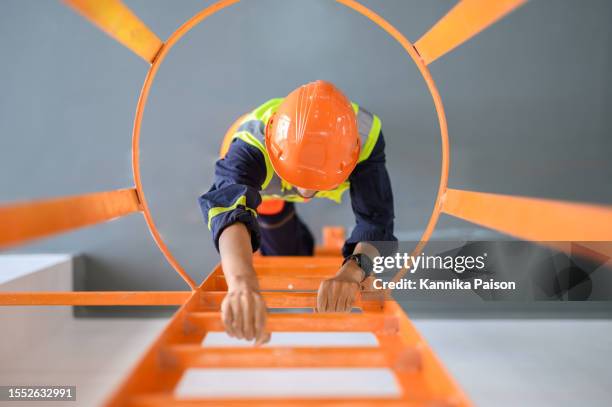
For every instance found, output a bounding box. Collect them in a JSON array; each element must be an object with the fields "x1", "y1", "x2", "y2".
[{"x1": 131, "y1": 0, "x2": 450, "y2": 289}]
